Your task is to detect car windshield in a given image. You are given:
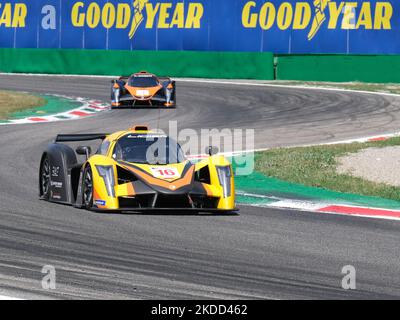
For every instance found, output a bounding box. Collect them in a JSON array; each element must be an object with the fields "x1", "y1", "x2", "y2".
[
  {"x1": 113, "y1": 134, "x2": 186, "y2": 164},
  {"x1": 128, "y1": 75, "x2": 159, "y2": 88}
]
